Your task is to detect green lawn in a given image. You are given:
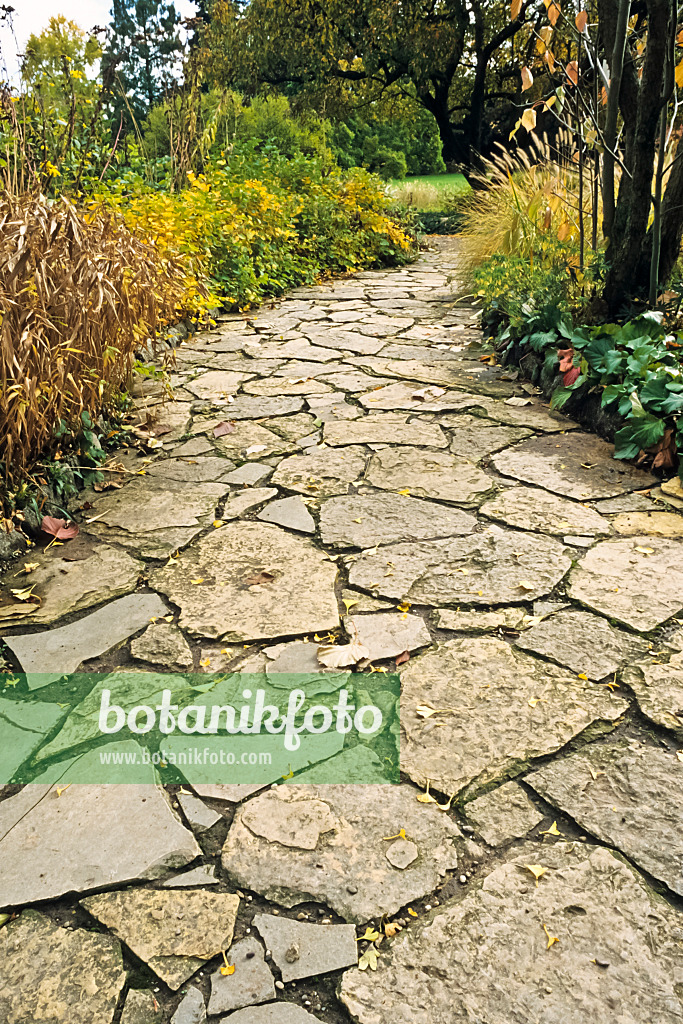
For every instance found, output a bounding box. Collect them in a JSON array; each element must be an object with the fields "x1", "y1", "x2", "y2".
[{"x1": 389, "y1": 172, "x2": 471, "y2": 210}]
